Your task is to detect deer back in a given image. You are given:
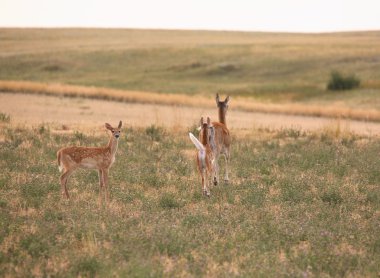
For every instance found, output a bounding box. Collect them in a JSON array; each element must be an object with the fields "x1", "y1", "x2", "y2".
[
  {"x1": 58, "y1": 146, "x2": 113, "y2": 169},
  {"x1": 212, "y1": 122, "x2": 230, "y2": 151}
]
